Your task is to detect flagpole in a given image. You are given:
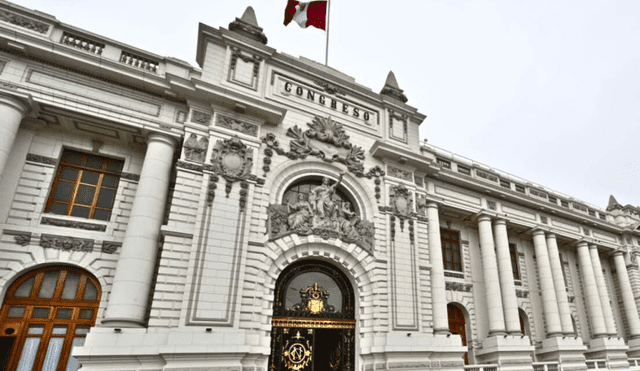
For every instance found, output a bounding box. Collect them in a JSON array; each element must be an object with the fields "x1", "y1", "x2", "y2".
[{"x1": 325, "y1": 0, "x2": 330, "y2": 65}]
